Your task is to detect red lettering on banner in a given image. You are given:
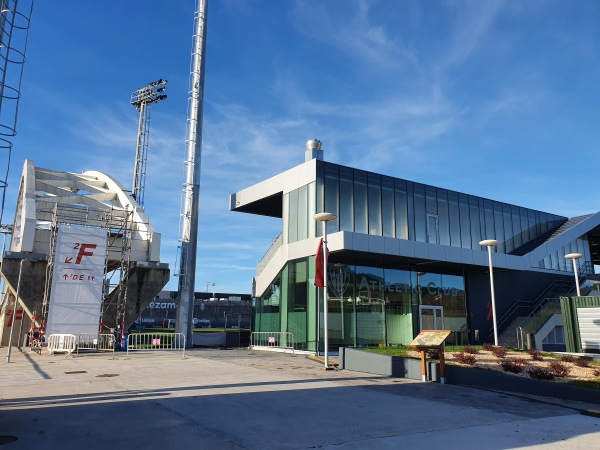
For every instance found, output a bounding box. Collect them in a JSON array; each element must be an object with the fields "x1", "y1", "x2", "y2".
[
  {"x1": 65, "y1": 257, "x2": 73, "y2": 263},
  {"x1": 75, "y1": 244, "x2": 97, "y2": 264},
  {"x1": 7, "y1": 309, "x2": 23, "y2": 327}
]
